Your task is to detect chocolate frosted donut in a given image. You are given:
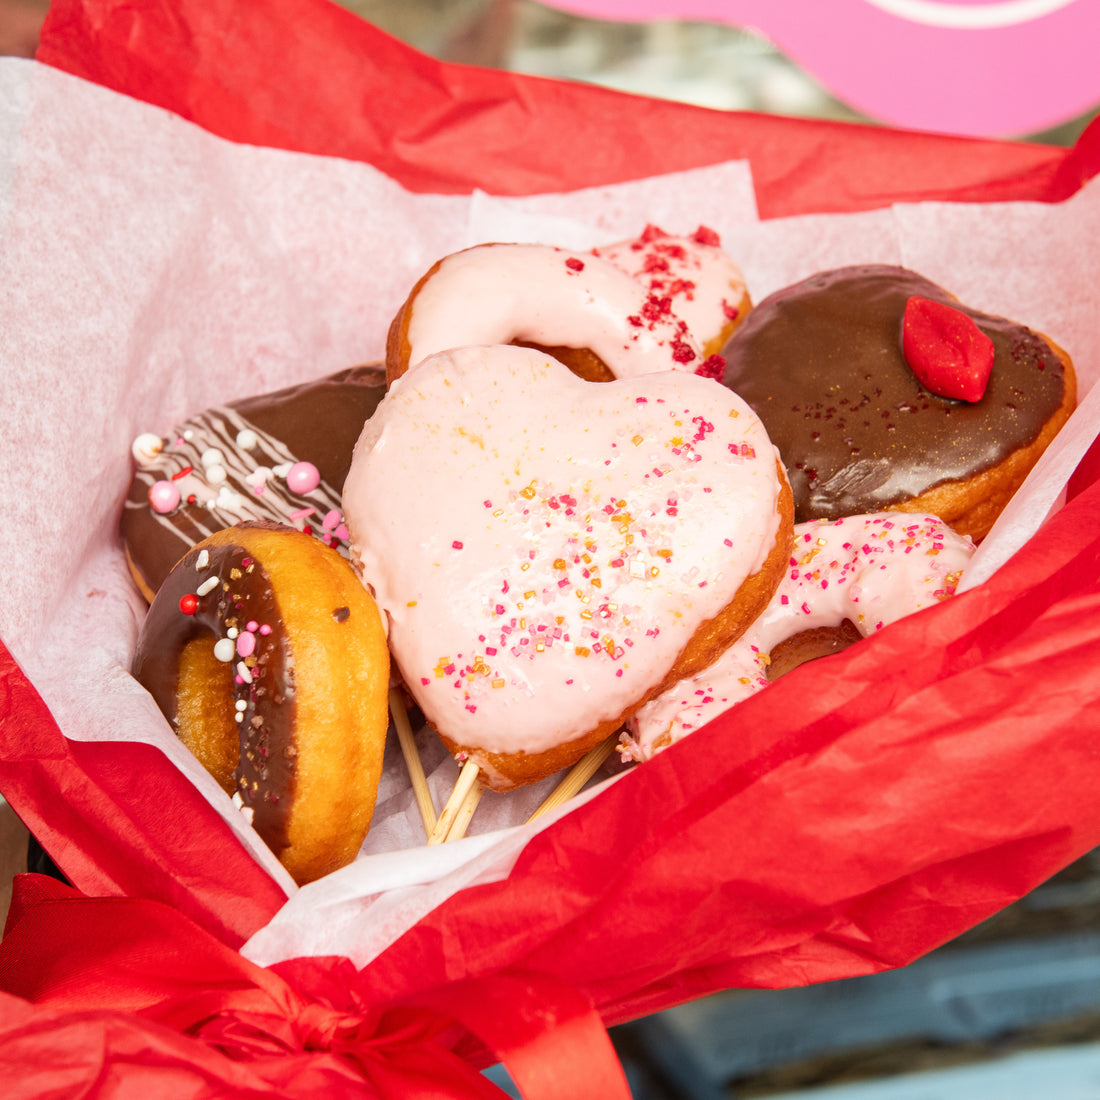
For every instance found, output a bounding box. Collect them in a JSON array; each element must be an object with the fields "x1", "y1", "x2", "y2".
[
  {"x1": 122, "y1": 364, "x2": 386, "y2": 601},
  {"x1": 721, "y1": 265, "x2": 1076, "y2": 540}
]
